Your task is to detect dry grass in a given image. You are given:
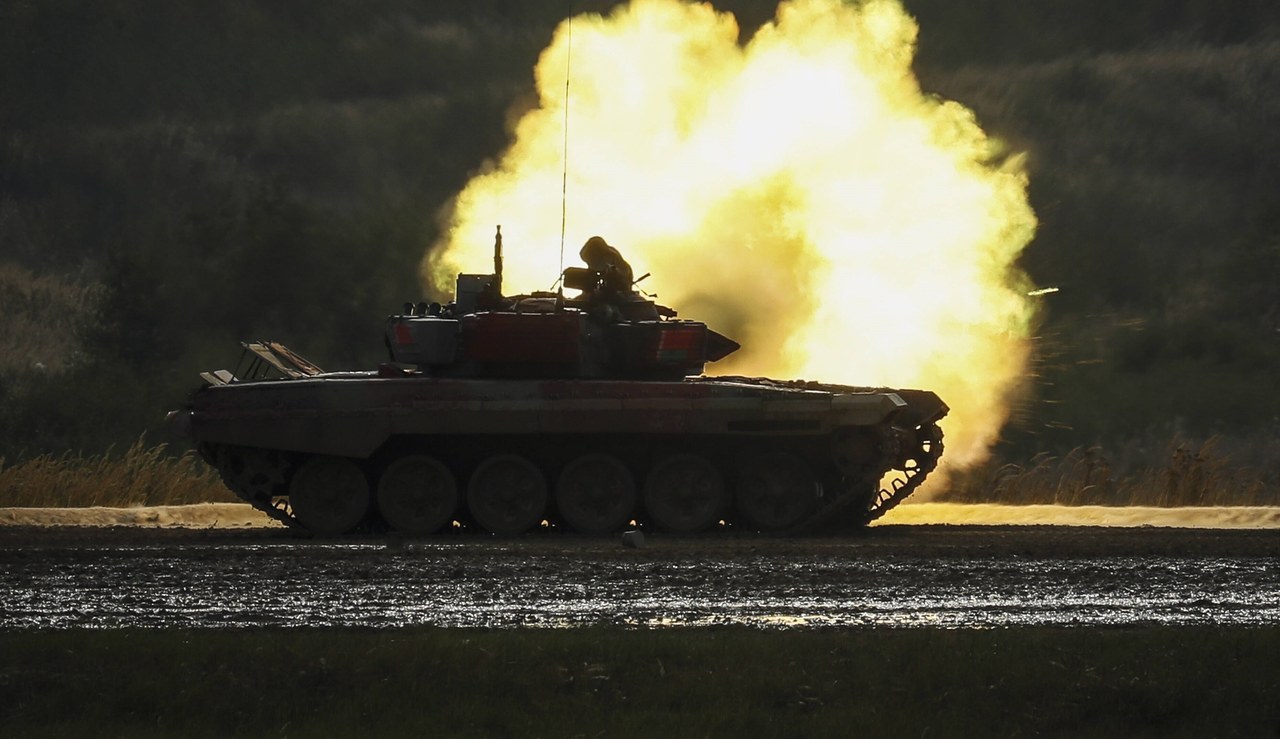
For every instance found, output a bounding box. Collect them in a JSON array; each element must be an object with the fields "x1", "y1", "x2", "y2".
[
  {"x1": 946, "y1": 435, "x2": 1280, "y2": 507},
  {"x1": 0, "y1": 438, "x2": 234, "y2": 508}
]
